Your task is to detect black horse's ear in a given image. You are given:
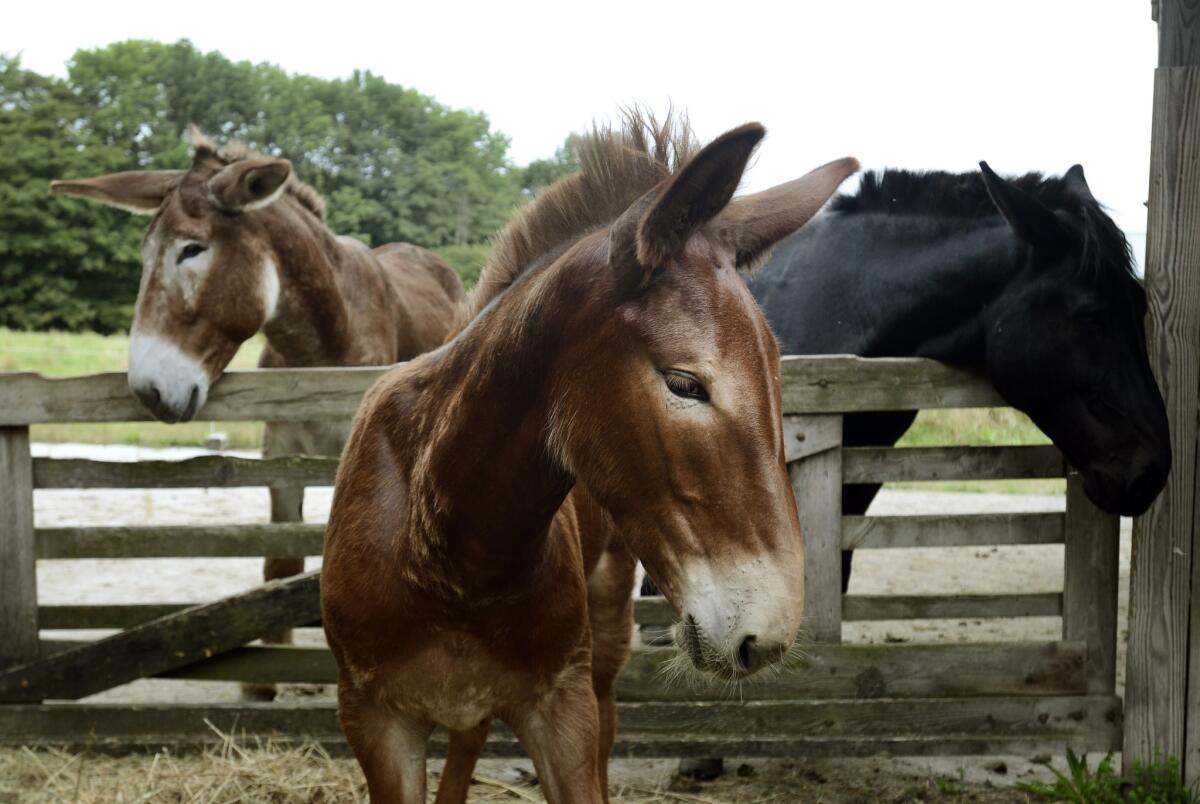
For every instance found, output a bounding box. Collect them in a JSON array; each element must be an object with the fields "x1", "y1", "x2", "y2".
[
  {"x1": 1063, "y1": 164, "x2": 1096, "y2": 203},
  {"x1": 979, "y1": 161, "x2": 1068, "y2": 249}
]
